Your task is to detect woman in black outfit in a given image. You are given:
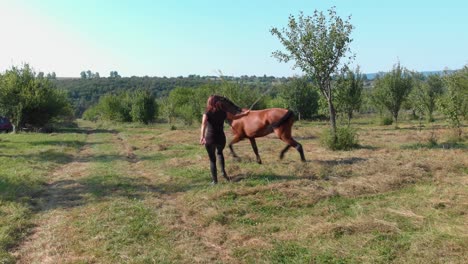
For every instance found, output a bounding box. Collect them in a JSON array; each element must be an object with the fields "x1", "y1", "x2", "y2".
[{"x1": 200, "y1": 95, "x2": 249, "y2": 184}]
